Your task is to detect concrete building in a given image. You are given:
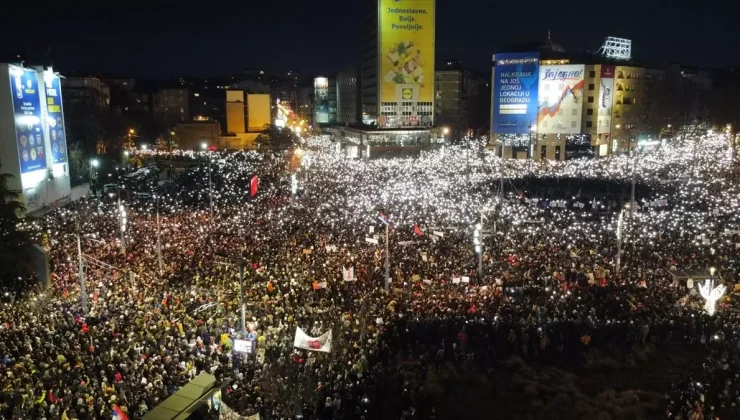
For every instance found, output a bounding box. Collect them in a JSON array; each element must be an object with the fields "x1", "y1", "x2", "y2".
[
  {"x1": 434, "y1": 60, "x2": 487, "y2": 132},
  {"x1": 153, "y1": 88, "x2": 190, "y2": 130},
  {"x1": 174, "y1": 121, "x2": 221, "y2": 150},
  {"x1": 360, "y1": 0, "x2": 436, "y2": 129},
  {"x1": 221, "y1": 90, "x2": 271, "y2": 149},
  {"x1": 490, "y1": 40, "x2": 650, "y2": 160},
  {"x1": 337, "y1": 63, "x2": 361, "y2": 125},
  {"x1": 0, "y1": 65, "x2": 71, "y2": 213},
  {"x1": 62, "y1": 76, "x2": 110, "y2": 108}
]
